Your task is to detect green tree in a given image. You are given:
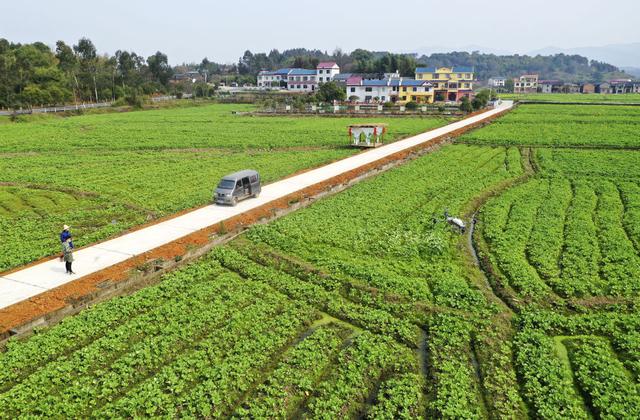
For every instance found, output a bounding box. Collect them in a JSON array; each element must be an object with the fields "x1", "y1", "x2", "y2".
[
  {"x1": 459, "y1": 96, "x2": 473, "y2": 113},
  {"x1": 504, "y1": 78, "x2": 514, "y2": 93},
  {"x1": 471, "y1": 89, "x2": 490, "y2": 110},
  {"x1": 73, "y1": 37, "x2": 99, "y2": 101},
  {"x1": 147, "y1": 51, "x2": 173, "y2": 86},
  {"x1": 316, "y1": 81, "x2": 346, "y2": 103}
]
